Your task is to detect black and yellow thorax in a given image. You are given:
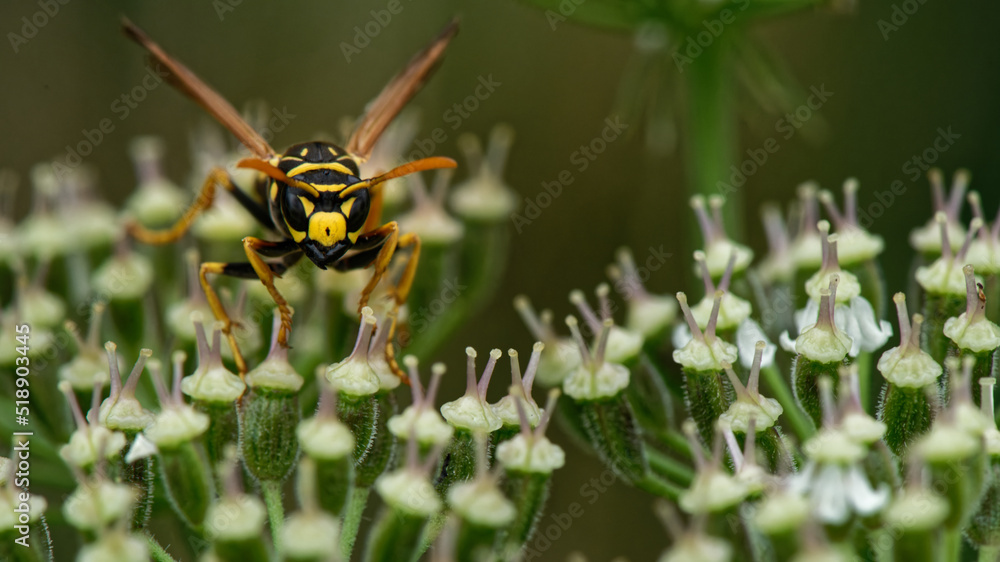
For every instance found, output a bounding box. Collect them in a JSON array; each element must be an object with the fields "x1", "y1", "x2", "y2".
[{"x1": 268, "y1": 141, "x2": 371, "y2": 263}]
